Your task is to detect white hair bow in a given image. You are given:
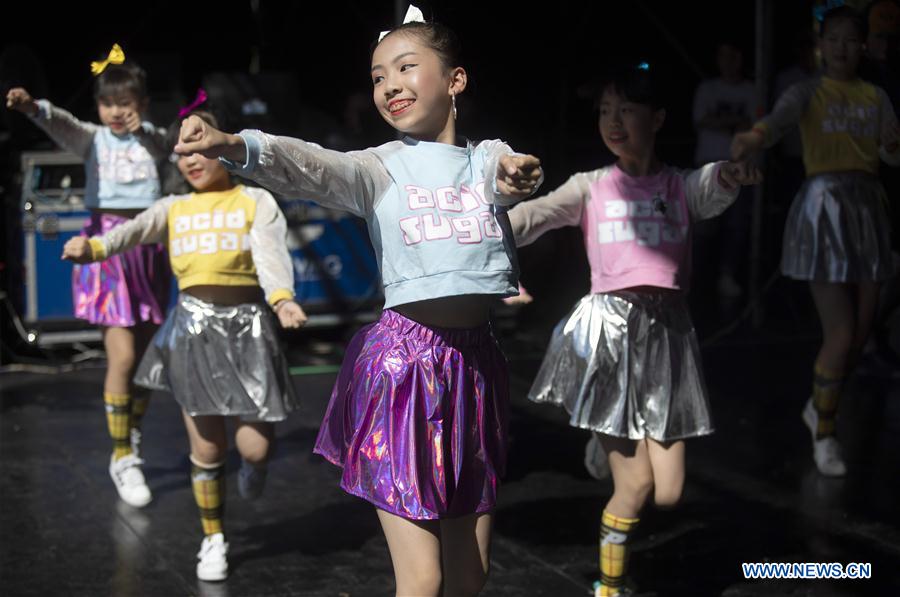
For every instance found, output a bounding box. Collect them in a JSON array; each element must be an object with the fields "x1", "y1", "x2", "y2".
[{"x1": 378, "y1": 5, "x2": 426, "y2": 42}]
